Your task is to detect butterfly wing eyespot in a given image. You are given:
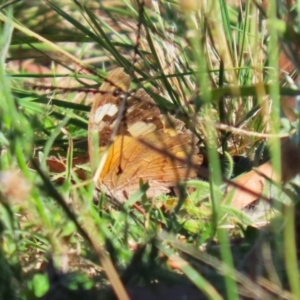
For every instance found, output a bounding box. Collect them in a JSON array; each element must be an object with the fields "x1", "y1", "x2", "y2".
[
  {"x1": 88, "y1": 68, "x2": 202, "y2": 202},
  {"x1": 112, "y1": 89, "x2": 122, "y2": 97}
]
